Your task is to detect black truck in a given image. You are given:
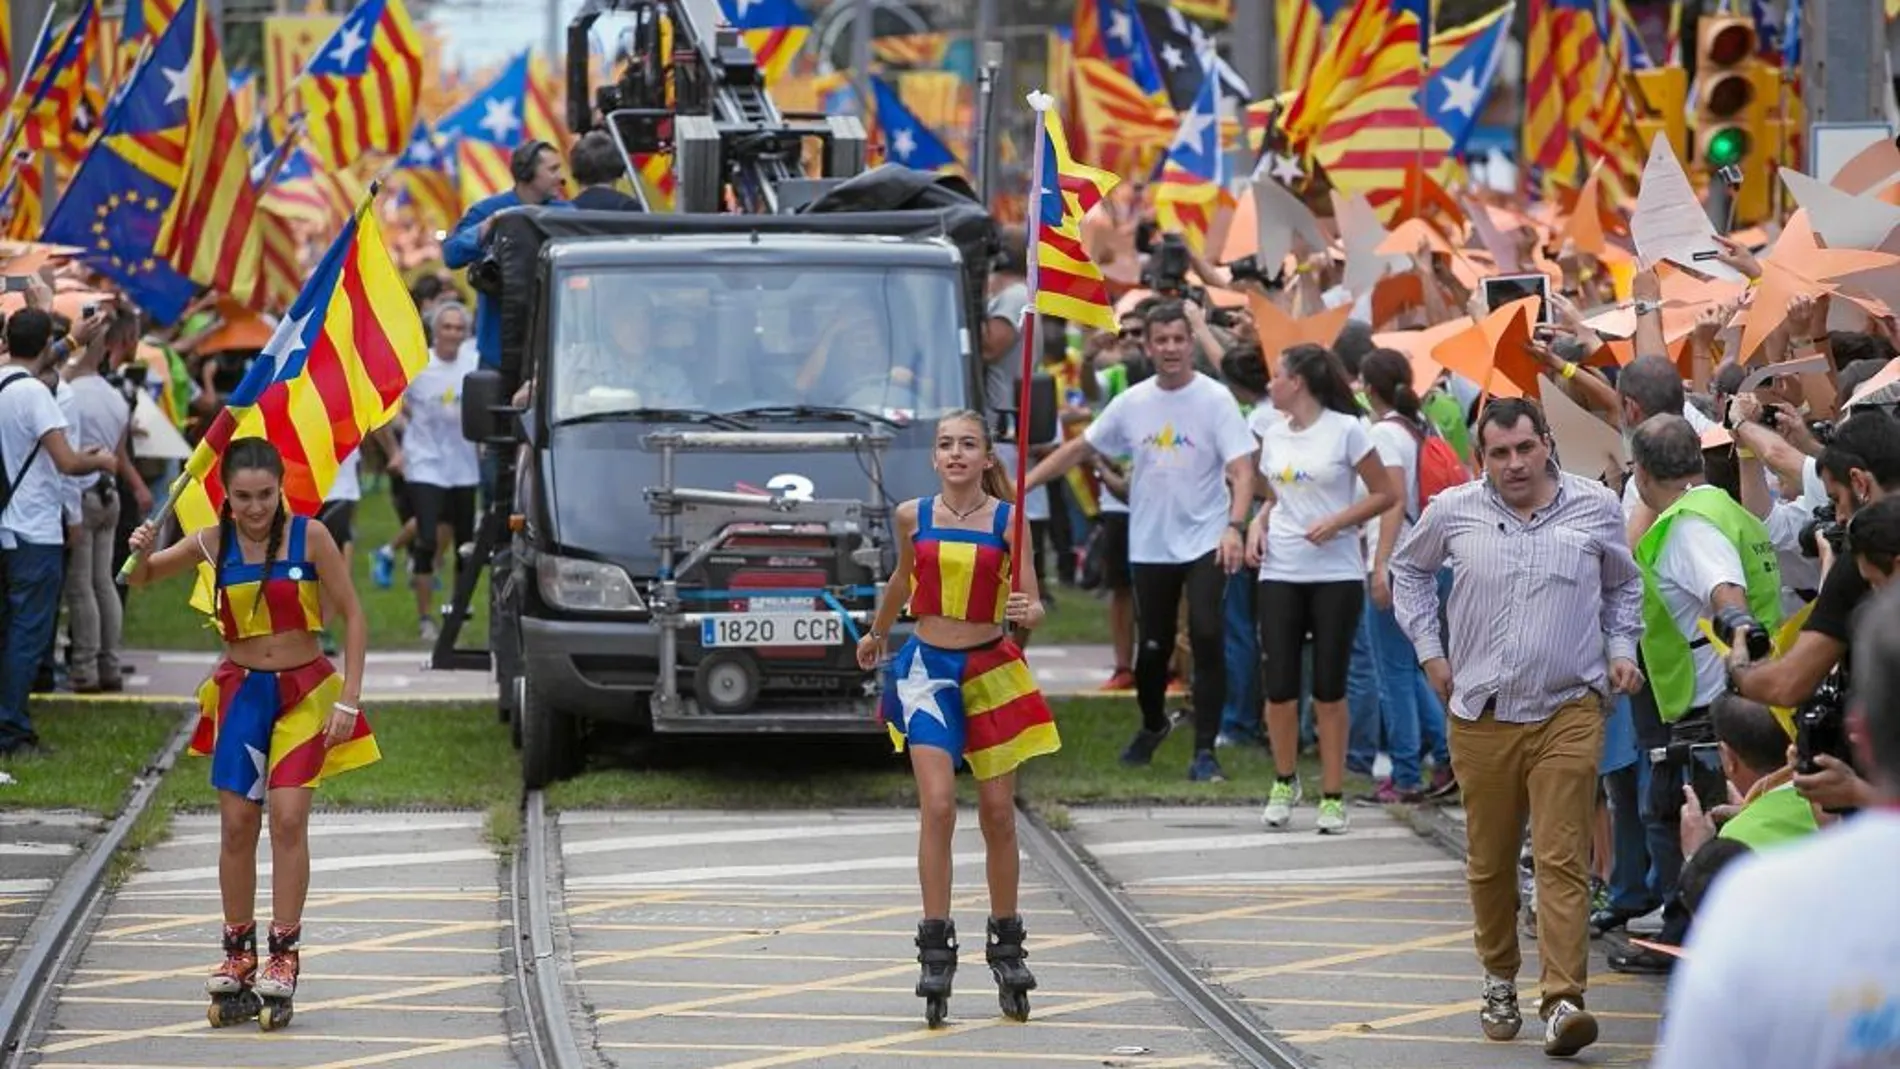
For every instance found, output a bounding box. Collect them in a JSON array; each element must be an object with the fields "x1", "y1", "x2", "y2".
[{"x1": 434, "y1": 0, "x2": 1050, "y2": 788}]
